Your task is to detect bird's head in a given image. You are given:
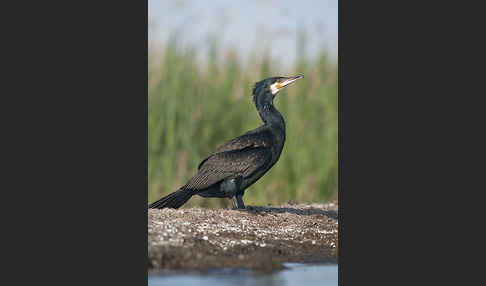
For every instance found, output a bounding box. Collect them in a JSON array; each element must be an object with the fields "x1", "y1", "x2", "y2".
[{"x1": 252, "y1": 75, "x2": 304, "y2": 104}]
